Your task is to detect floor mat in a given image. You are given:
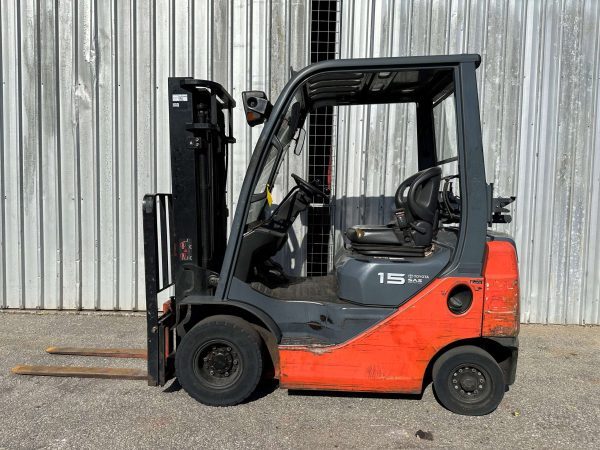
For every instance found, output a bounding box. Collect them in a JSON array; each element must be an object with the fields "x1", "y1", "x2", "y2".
[{"x1": 251, "y1": 275, "x2": 341, "y2": 302}]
